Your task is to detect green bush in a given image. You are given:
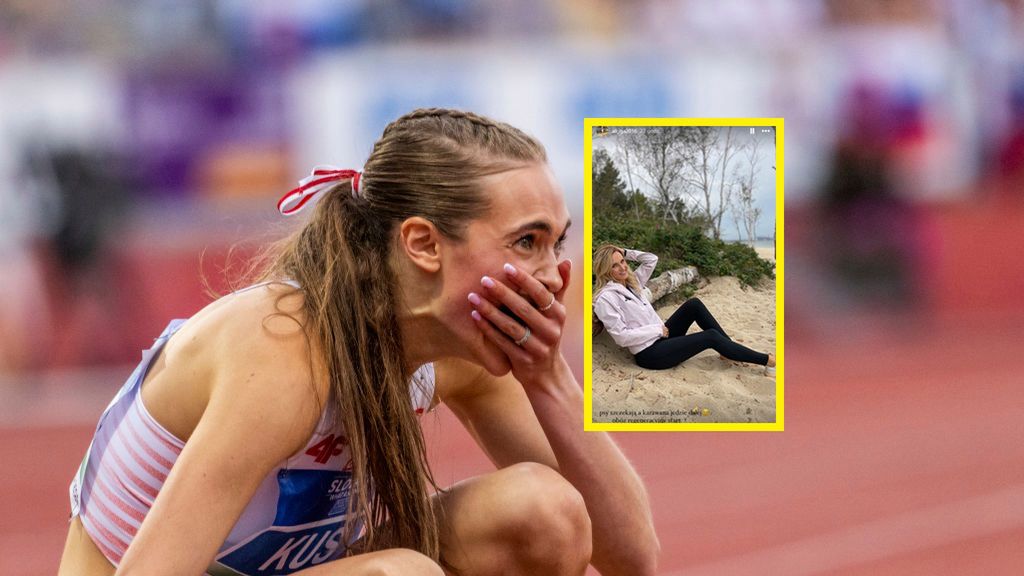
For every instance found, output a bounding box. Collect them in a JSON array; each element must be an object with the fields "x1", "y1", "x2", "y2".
[{"x1": 593, "y1": 214, "x2": 774, "y2": 287}]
